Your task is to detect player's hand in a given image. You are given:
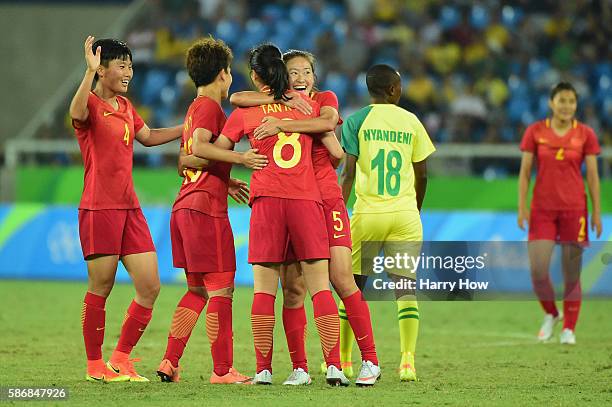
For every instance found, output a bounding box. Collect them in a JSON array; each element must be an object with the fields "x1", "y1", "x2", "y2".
[
  {"x1": 241, "y1": 148, "x2": 268, "y2": 170},
  {"x1": 84, "y1": 36, "x2": 101, "y2": 73},
  {"x1": 517, "y1": 208, "x2": 529, "y2": 230},
  {"x1": 254, "y1": 117, "x2": 282, "y2": 140},
  {"x1": 591, "y1": 211, "x2": 602, "y2": 239},
  {"x1": 281, "y1": 91, "x2": 313, "y2": 115},
  {"x1": 228, "y1": 178, "x2": 249, "y2": 204}
]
